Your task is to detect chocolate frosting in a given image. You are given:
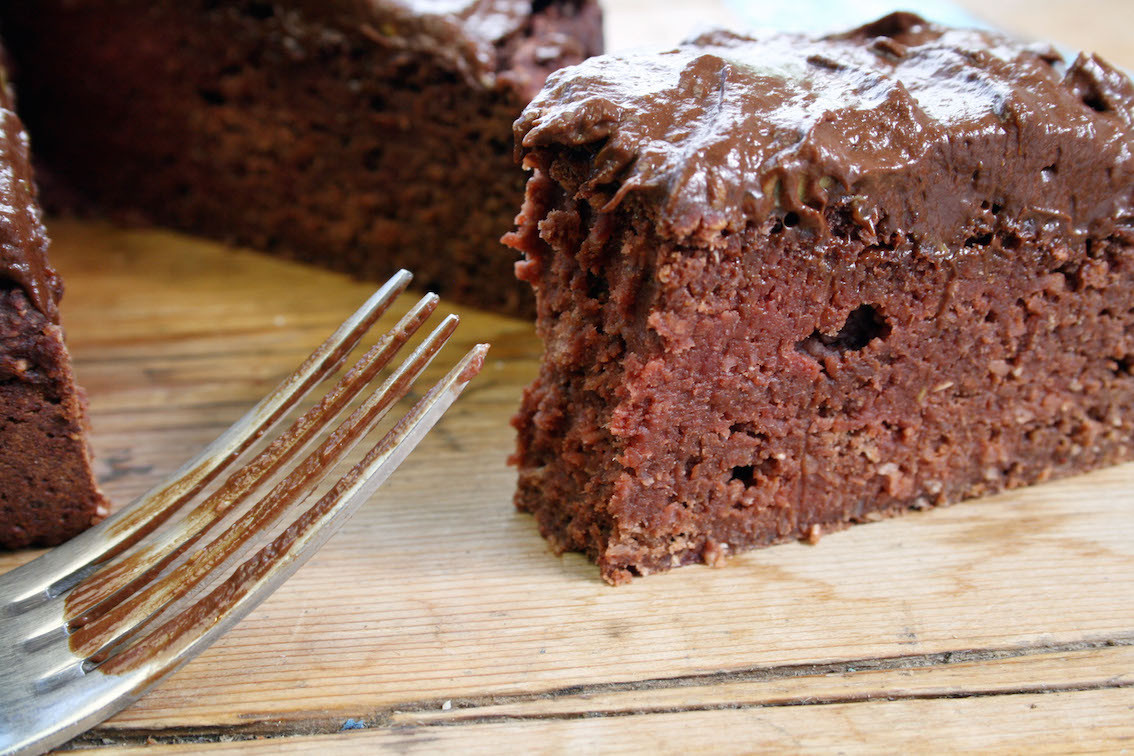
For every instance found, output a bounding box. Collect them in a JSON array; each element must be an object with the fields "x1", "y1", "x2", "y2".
[
  {"x1": 517, "y1": 12, "x2": 1134, "y2": 247},
  {"x1": 284, "y1": 0, "x2": 585, "y2": 94},
  {"x1": 0, "y1": 65, "x2": 58, "y2": 322}
]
